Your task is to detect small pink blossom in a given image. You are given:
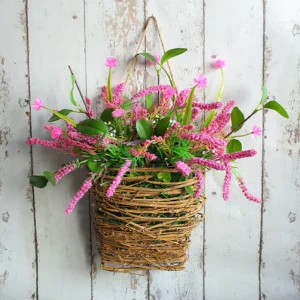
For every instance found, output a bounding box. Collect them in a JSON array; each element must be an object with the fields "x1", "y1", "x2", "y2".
[
  {"x1": 112, "y1": 108, "x2": 126, "y2": 118},
  {"x1": 194, "y1": 169, "x2": 204, "y2": 199},
  {"x1": 154, "y1": 55, "x2": 161, "y2": 64},
  {"x1": 51, "y1": 127, "x2": 62, "y2": 140},
  {"x1": 85, "y1": 97, "x2": 94, "y2": 118},
  {"x1": 212, "y1": 59, "x2": 226, "y2": 69},
  {"x1": 174, "y1": 161, "x2": 192, "y2": 176},
  {"x1": 175, "y1": 89, "x2": 191, "y2": 107},
  {"x1": 193, "y1": 74, "x2": 207, "y2": 89},
  {"x1": 33, "y1": 99, "x2": 43, "y2": 111},
  {"x1": 252, "y1": 125, "x2": 262, "y2": 137},
  {"x1": 193, "y1": 102, "x2": 222, "y2": 110},
  {"x1": 105, "y1": 57, "x2": 118, "y2": 68},
  {"x1": 222, "y1": 161, "x2": 232, "y2": 201},
  {"x1": 131, "y1": 85, "x2": 173, "y2": 100},
  {"x1": 163, "y1": 86, "x2": 175, "y2": 99}
]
